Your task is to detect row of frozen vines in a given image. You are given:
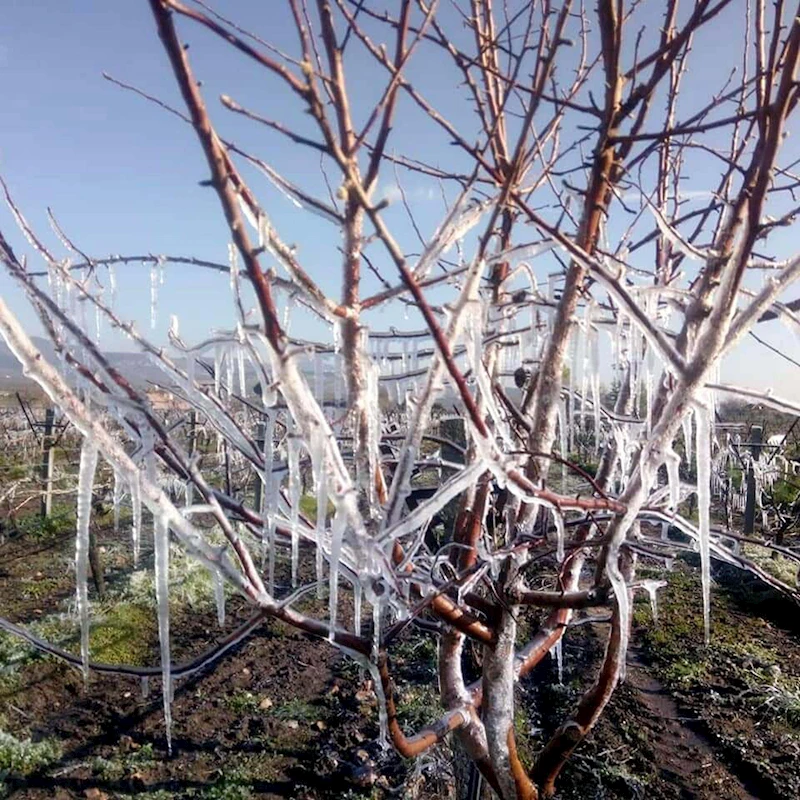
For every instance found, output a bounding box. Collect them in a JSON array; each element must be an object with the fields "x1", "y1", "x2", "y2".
[{"x1": 1, "y1": 2, "x2": 800, "y2": 798}]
